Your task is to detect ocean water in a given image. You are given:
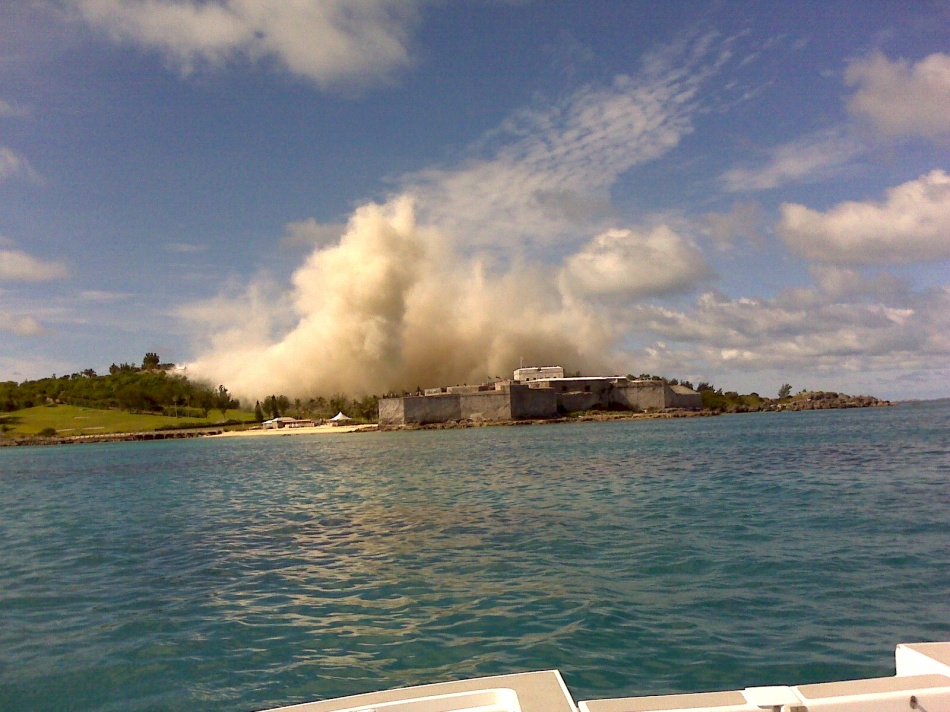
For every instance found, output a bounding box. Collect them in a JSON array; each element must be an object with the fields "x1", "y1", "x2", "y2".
[{"x1": 1, "y1": 403, "x2": 948, "y2": 711}]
